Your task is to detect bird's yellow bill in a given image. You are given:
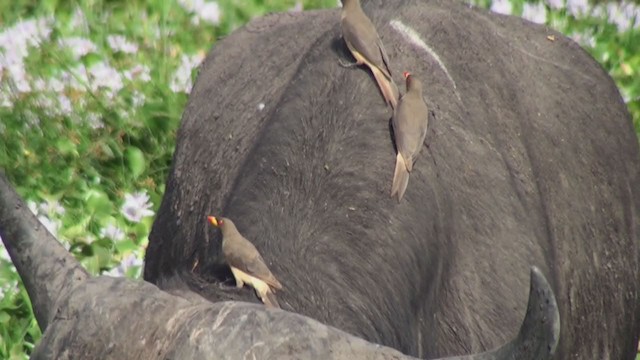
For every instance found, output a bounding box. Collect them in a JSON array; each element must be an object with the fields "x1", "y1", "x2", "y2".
[{"x1": 207, "y1": 216, "x2": 219, "y2": 227}]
